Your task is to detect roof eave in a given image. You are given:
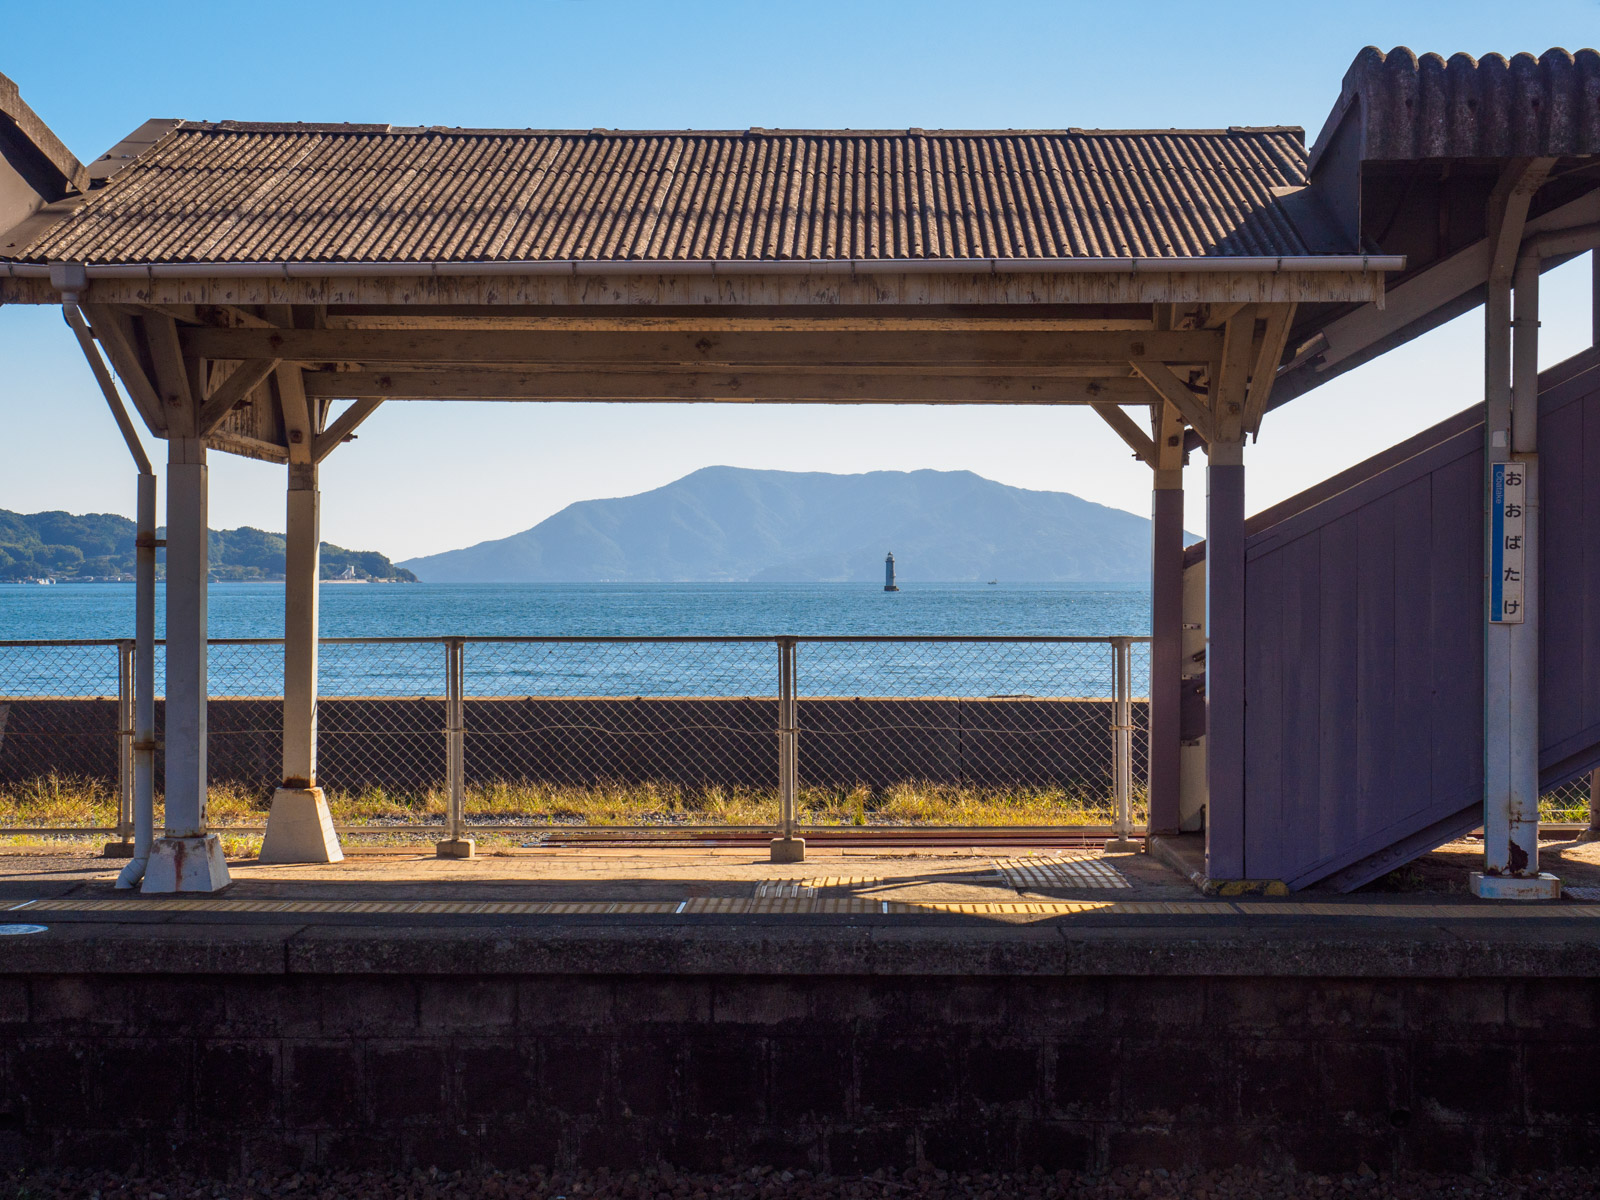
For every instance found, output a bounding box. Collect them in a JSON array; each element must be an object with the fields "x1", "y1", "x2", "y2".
[{"x1": 0, "y1": 255, "x2": 1405, "y2": 279}]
